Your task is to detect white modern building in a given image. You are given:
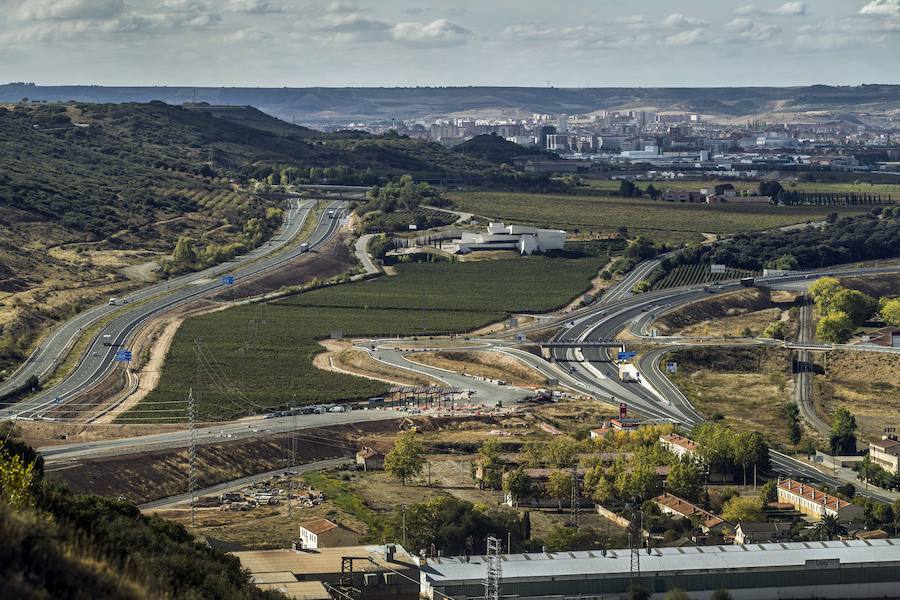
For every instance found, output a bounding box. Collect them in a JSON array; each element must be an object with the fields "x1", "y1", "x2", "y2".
[{"x1": 453, "y1": 222, "x2": 566, "y2": 255}]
